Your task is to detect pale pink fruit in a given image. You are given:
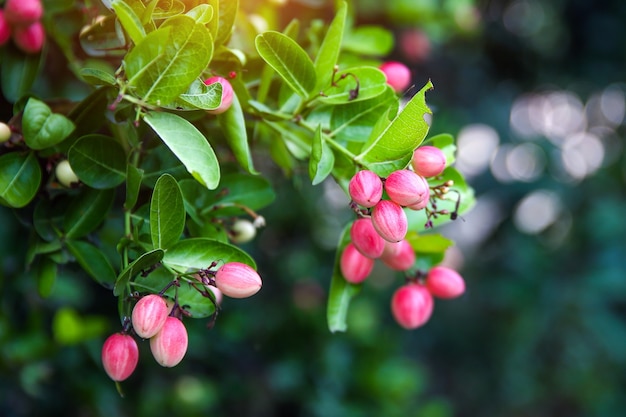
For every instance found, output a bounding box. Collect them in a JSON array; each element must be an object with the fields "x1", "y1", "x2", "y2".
[
  {"x1": 101, "y1": 333, "x2": 139, "y2": 381},
  {"x1": 391, "y1": 283, "x2": 434, "y2": 329},
  {"x1": 0, "y1": 11, "x2": 11, "y2": 46},
  {"x1": 411, "y1": 146, "x2": 446, "y2": 178},
  {"x1": 13, "y1": 21, "x2": 45, "y2": 54},
  {"x1": 214, "y1": 261, "x2": 262, "y2": 298},
  {"x1": 349, "y1": 218, "x2": 385, "y2": 259},
  {"x1": 340, "y1": 243, "x2": 374, "y2": 284},
  {"x1": 5, "y1": 0, "x2": 43, "y2": 26},
  {"x1": 384, "y1": 169, "x2": 430, "y2": 207},
  {"x1": 379, "y1": 61, "x2": 412, "y2": 93},
  {"x1": 203, "y1": 76, "x2": 234, "y2": 114},
  {"x1": 348, "y1": 170, "x2": 383, "y2": 208},
  {"x1": 208, "y1": 285, "x2": 223, "y2": 306},
  {"x1": 426, "y1": 266, "x2": 466, "y2": 299},
  {"x1": 371, "y1": 200, "x2": 408, "y2": 242},
  {"x1": 131, "y1": 294, "x2": 168, "y2": 339},
  {"x1": 380, "y1": 239, "x2": 416, "y2": 271},
  {"x1": 150, "y1": 316, "x2": 188, "y2": 368}
]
